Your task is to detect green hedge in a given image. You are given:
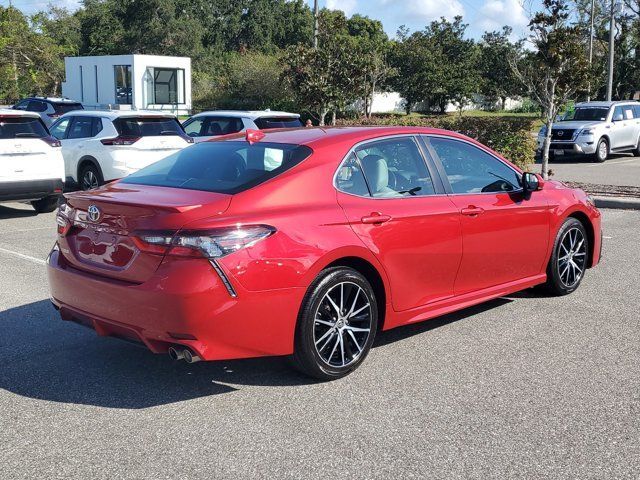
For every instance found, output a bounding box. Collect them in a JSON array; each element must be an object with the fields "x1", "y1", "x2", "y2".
[{"x1": 336, "y1": 116, "x2": 537, "y2": 170}]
